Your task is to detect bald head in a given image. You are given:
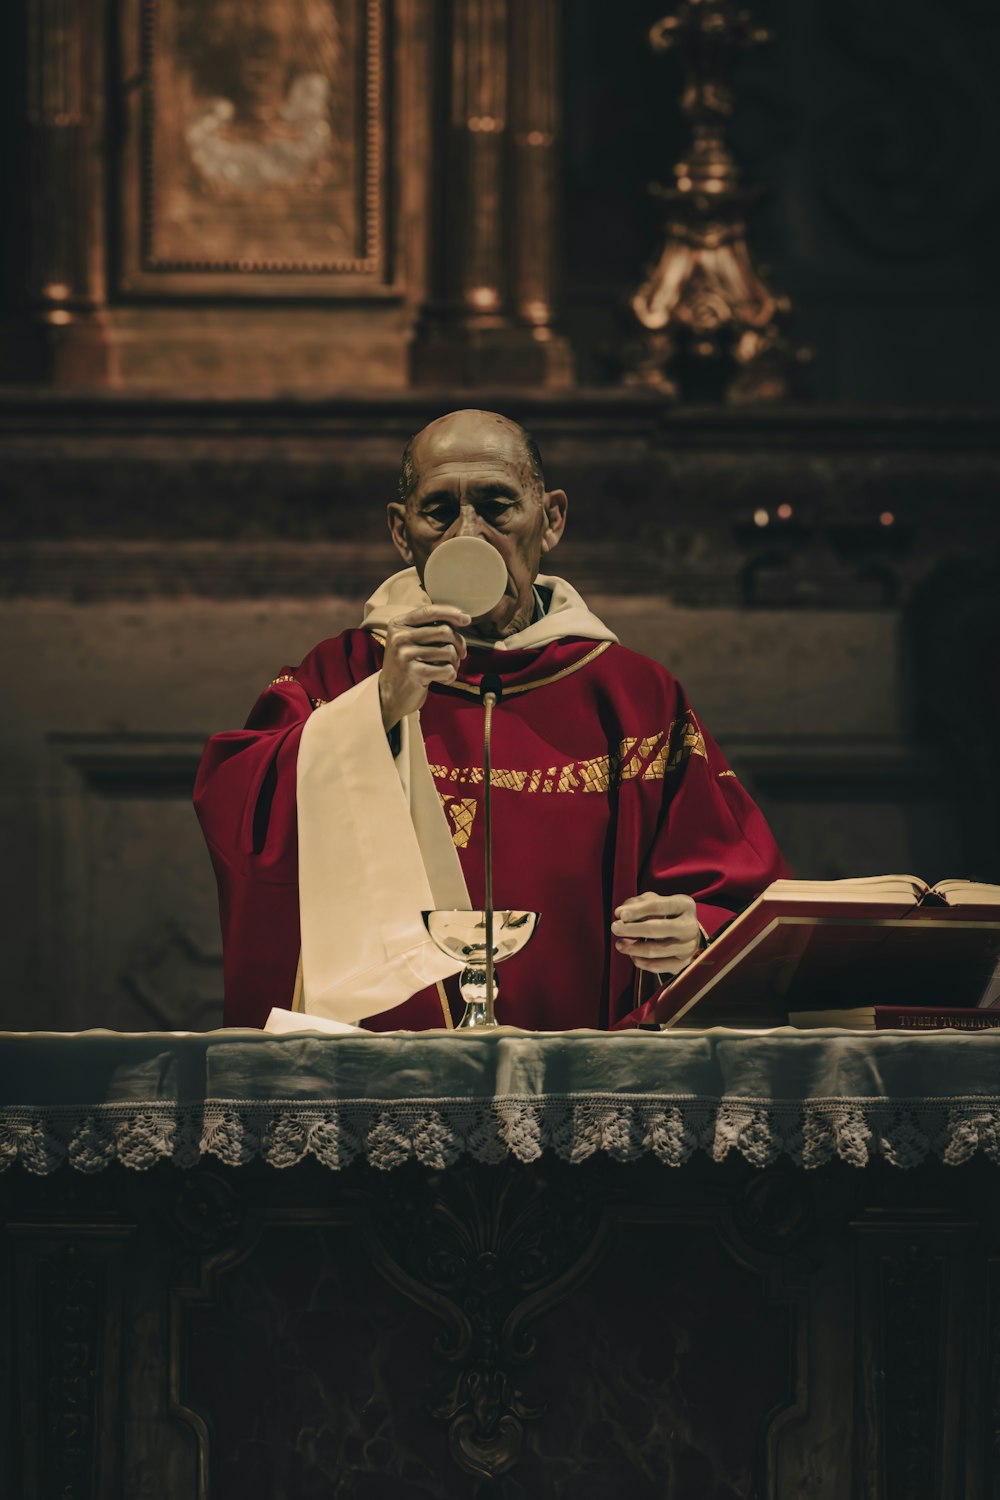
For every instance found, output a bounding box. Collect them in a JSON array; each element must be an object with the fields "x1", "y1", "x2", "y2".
[
  {"x1": 398, "y1": 410, "x2": 544, "y2": 504},
  {"x1": 386, "y1": 407, "x2": 568, "y2": 641}
]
